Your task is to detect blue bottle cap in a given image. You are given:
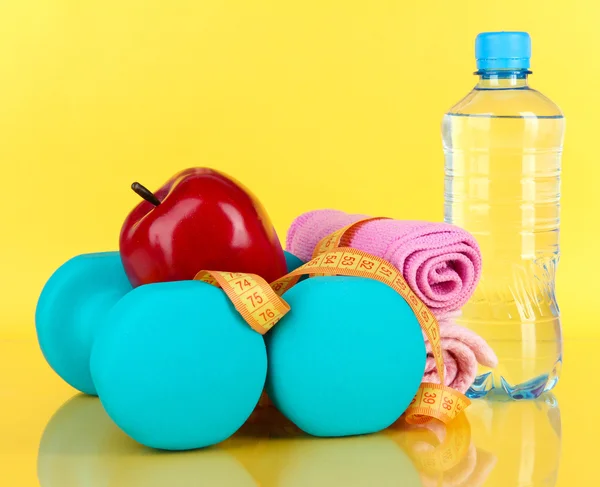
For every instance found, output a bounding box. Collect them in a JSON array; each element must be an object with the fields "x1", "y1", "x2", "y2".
[{"x1": 475, "y1": 31, "x2": 531, "y2": 70}]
